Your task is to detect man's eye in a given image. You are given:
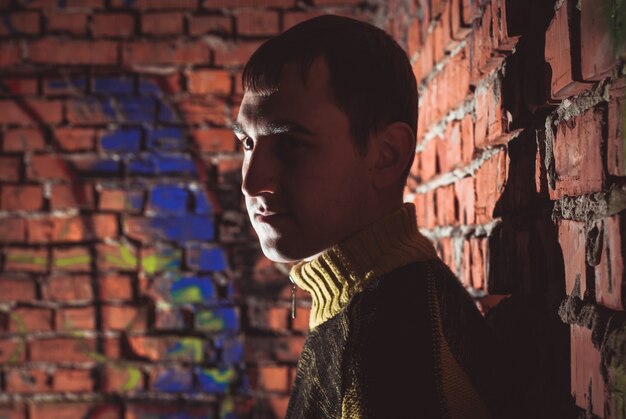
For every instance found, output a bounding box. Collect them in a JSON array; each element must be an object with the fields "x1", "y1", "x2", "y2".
[{"x1": 241, "y1": 137, "x2": 254, "y2": 151}]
